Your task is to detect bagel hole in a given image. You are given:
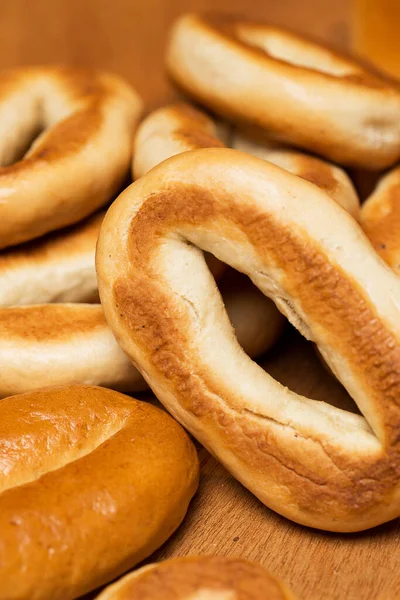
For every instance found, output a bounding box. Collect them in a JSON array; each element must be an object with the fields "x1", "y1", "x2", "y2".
[
  {"x1": 1, "y1": 122, "x2": 45, "y2": 167},
  {"x1": 260, "y1": 325, "x2": 359, "y2": 415},
  {"x1": 217, "y1": 269, "x2": 358, "y2": 416}
]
